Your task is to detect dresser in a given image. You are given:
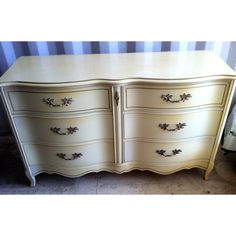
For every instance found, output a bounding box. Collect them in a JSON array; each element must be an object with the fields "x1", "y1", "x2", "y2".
[{"x1": 0, "y1": 51, "x2": 235, "y2": 186}]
